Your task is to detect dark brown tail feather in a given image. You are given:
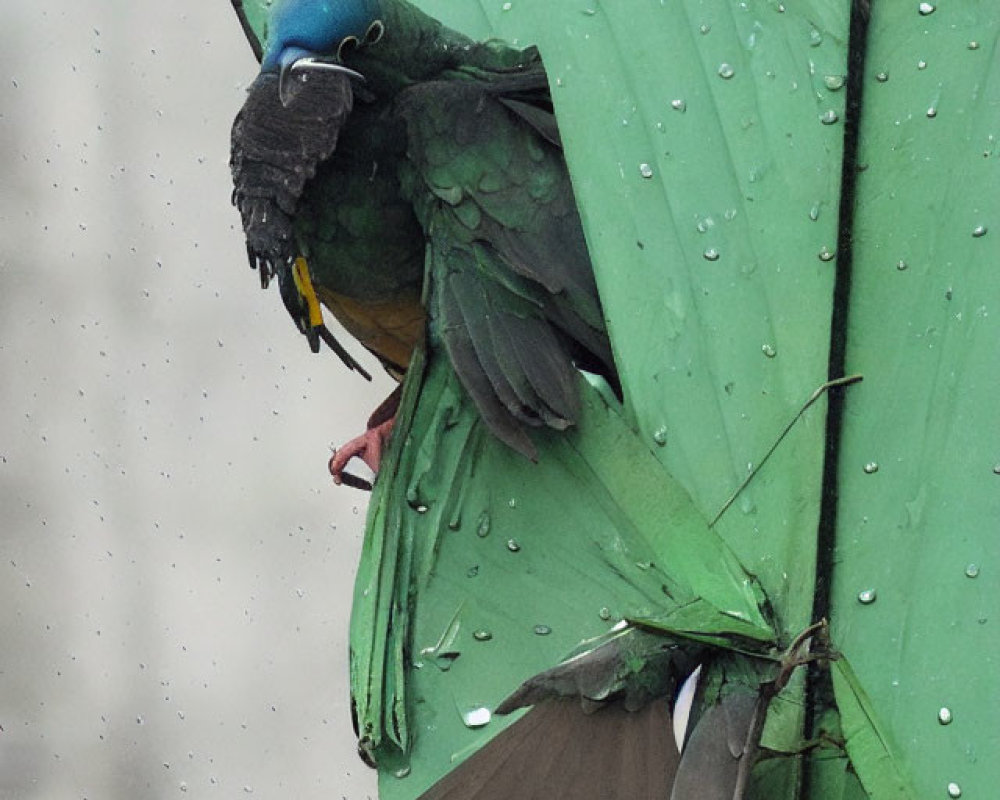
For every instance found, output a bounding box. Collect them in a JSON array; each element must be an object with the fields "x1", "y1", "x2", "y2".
[{"x1": 417, "y1": 699, "x2": 679, "y2": 799}]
